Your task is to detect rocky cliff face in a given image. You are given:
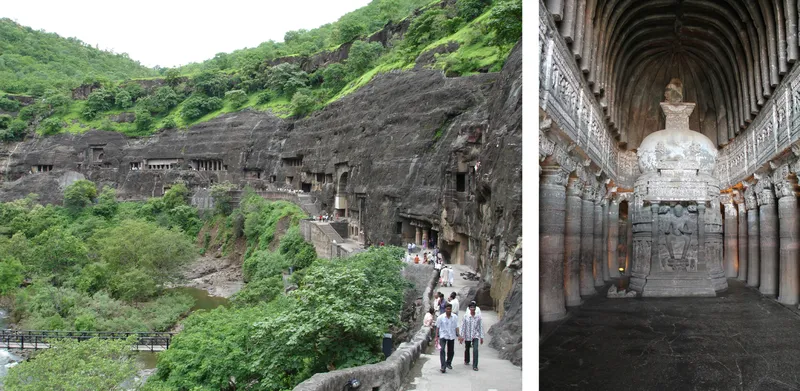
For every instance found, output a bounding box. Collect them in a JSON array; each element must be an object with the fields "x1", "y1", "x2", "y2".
[{"x1": 0, "y1": 42, "x2": 522, "y2": 365}]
